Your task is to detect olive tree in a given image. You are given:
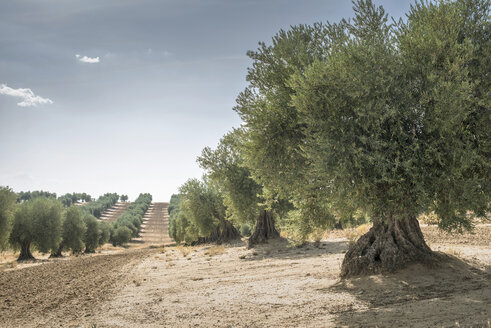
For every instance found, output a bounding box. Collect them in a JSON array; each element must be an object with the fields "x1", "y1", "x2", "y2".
[
  {"x1": 9, "y1": 197, "x2": 63, "y2": 260},
  {"x1": 175, "y1": 178, "x2": 240, "y2": 245},
  {"x1": 198, "y1": 129, "x2": 280, "y2": 247},
  {"x1": 234, "y1": 20, "x2": 346, "y2": 238},
  {"x1": 0, "y1": 187, "x2": 17, "y2": 251},
  {"x1": 60, "y1": 206, "x2": 87, "y2": 254},
  {"x1": 83, "y1": 213, "x2": 101, "y2": 253},
  {"x1": 235, "y1": 0, "x2": 489, "y2": 276},
  {"x1": 291, "y1": 0, "x2": 489, "y2": 276}
]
